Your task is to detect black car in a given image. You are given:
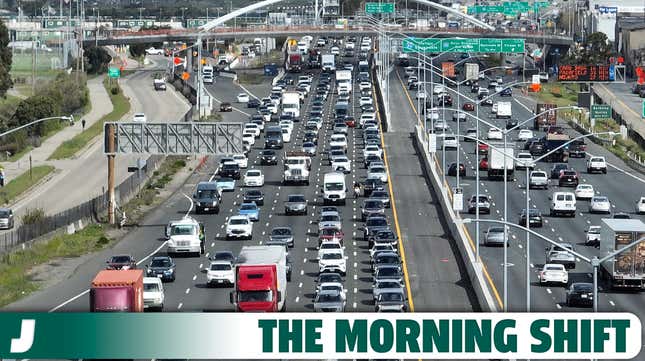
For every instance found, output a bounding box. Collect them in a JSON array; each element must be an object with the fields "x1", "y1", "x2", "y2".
[
  {"x1": 247, "y1": 98, "x2": 261, "y2": 108},
  {"x1": 363, "y1": 215, "x2": 390, "y2": 243},
  {"x1": 218, "y1": 162, "x2": 241, "y2": 179},
  {"x1": 519, "y1": 209, "x2": 543, "y2": 227},
  {"x1": 565, "y1": 283, "x2": 593, "y2": 307},
  {"x1": 106, "y1": 254, "x2": 136, "y2": 270},
  {"x1": 372, "y1": 252, "x2": 402, "y2": 272},
  {"x1": 361, "y1": 199, "x2": 385, "y2": 221},
  {"x1": 505, "y1": 119, "x2": 518, "y2": 129},
  {"x1": 317, "y1": 272, "x2": 343, "y2": 284},
  {"x1": 372, "y1": 229, "x2": 398, "y2": 247},
  {"x1": 370, "y1": 190, "x2": 390, "y2": 208},
  {"x1": 480, "y1": 98, "x2": 494, "y2": 106},
  {"x1": 500, "y1": 88, "x2": 512, "y2": 96},
  {"x1": 568, "y1": 140, "x2": 586, "y2": 158},
  {"x1": 558, "y1": 170, "x2": 579, "y2": 187},
  {"x1": 363, "y1": 178, "x2": 385, "y2": 197},
  {"x1": 260, "y1": 150, "x2": 278, "y2": 165},
  {"x1": 448, "y1": 163, "x2": 466, "y2": 177},
  {"x1": 303, "y1": 131, "x2": 318, "y2": 145},
  {"x1": 550, "y1": 164, "x2": 568, "y2": 179},
  {"x1": 243, "y1": 189, "x2": 264, "y2": 206},
  {"x1": 146, "y1": 256, "x2": 176, "y2": 282},
  {"x1": 437, "y1": 94, "x2": 453, "y2": 106},
  {"x1": 211, "y1": 251, "x2": 236, "y2": 263},
  {"x1": 529, "y1": 141, "x2": 545, "y2": 156}
]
